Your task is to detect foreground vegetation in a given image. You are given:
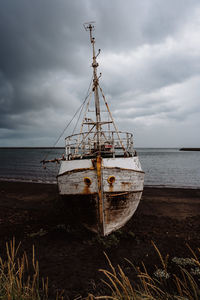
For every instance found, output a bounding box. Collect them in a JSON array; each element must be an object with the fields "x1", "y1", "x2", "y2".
[
  {"x1": 0, "y1": 239, "x2": 200, "y2": 299},
  {"x1": 90, "y1": 241, "x2": 200, "y2": 300},
  {"x1": 0, "y1": 238, "x2": 48, "y2": 299}
]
